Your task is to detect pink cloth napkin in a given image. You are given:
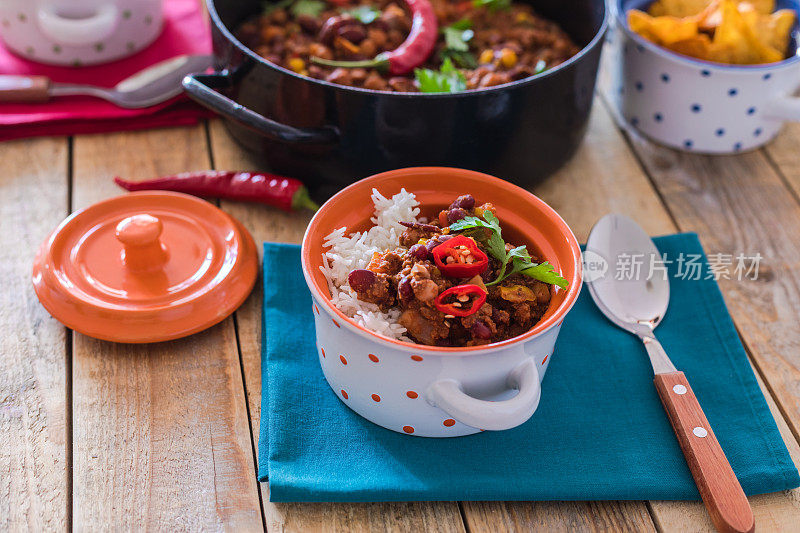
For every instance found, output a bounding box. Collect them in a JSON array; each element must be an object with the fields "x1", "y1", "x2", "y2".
[{"x1": 0, "y1": 0, "x2": 215, "y2": 141}]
